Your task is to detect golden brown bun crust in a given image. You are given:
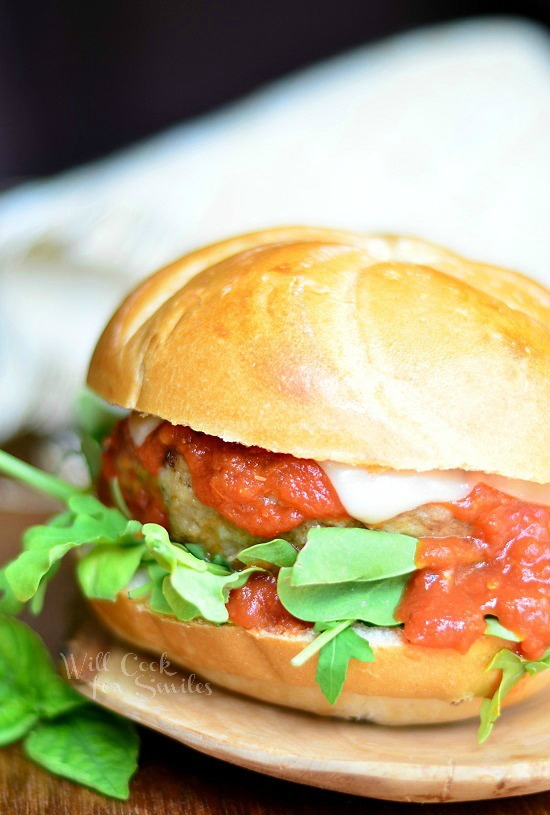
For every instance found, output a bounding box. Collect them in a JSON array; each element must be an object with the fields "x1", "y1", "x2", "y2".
[
  {"x1": 88, "y1": 228, "x2": 550, "y2": 482},
  {"x1": 90, "y1": 594, "x2": 550, "y2": 726}
]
